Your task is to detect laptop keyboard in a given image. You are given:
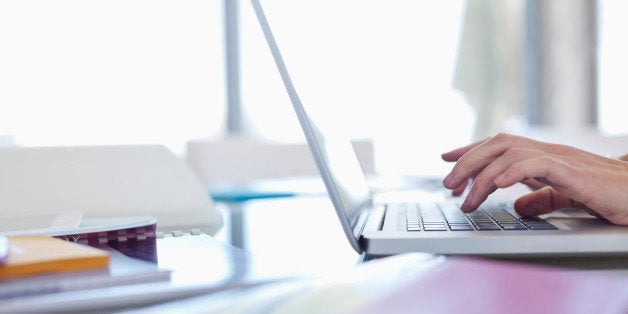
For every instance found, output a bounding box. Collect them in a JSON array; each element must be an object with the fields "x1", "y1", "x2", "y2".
[{"x1": 403, "y1": 202, "x2": 558, "y2": 232}]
